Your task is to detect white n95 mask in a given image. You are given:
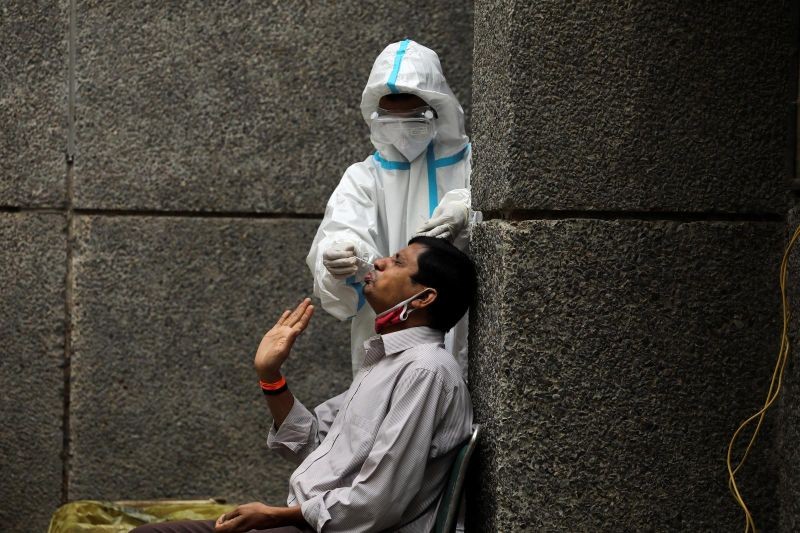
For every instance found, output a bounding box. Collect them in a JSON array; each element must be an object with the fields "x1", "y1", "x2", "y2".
[{"x1": 370, "y1": 108, "x2": 437, "y2": 161}]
